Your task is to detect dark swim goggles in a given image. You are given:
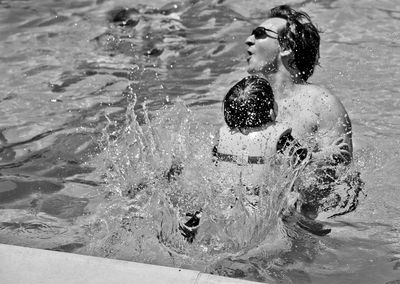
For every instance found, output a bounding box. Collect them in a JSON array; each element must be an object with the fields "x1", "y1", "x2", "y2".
[{"x1": 251, "y1": 27, "x2": 278, "y2": 40}]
